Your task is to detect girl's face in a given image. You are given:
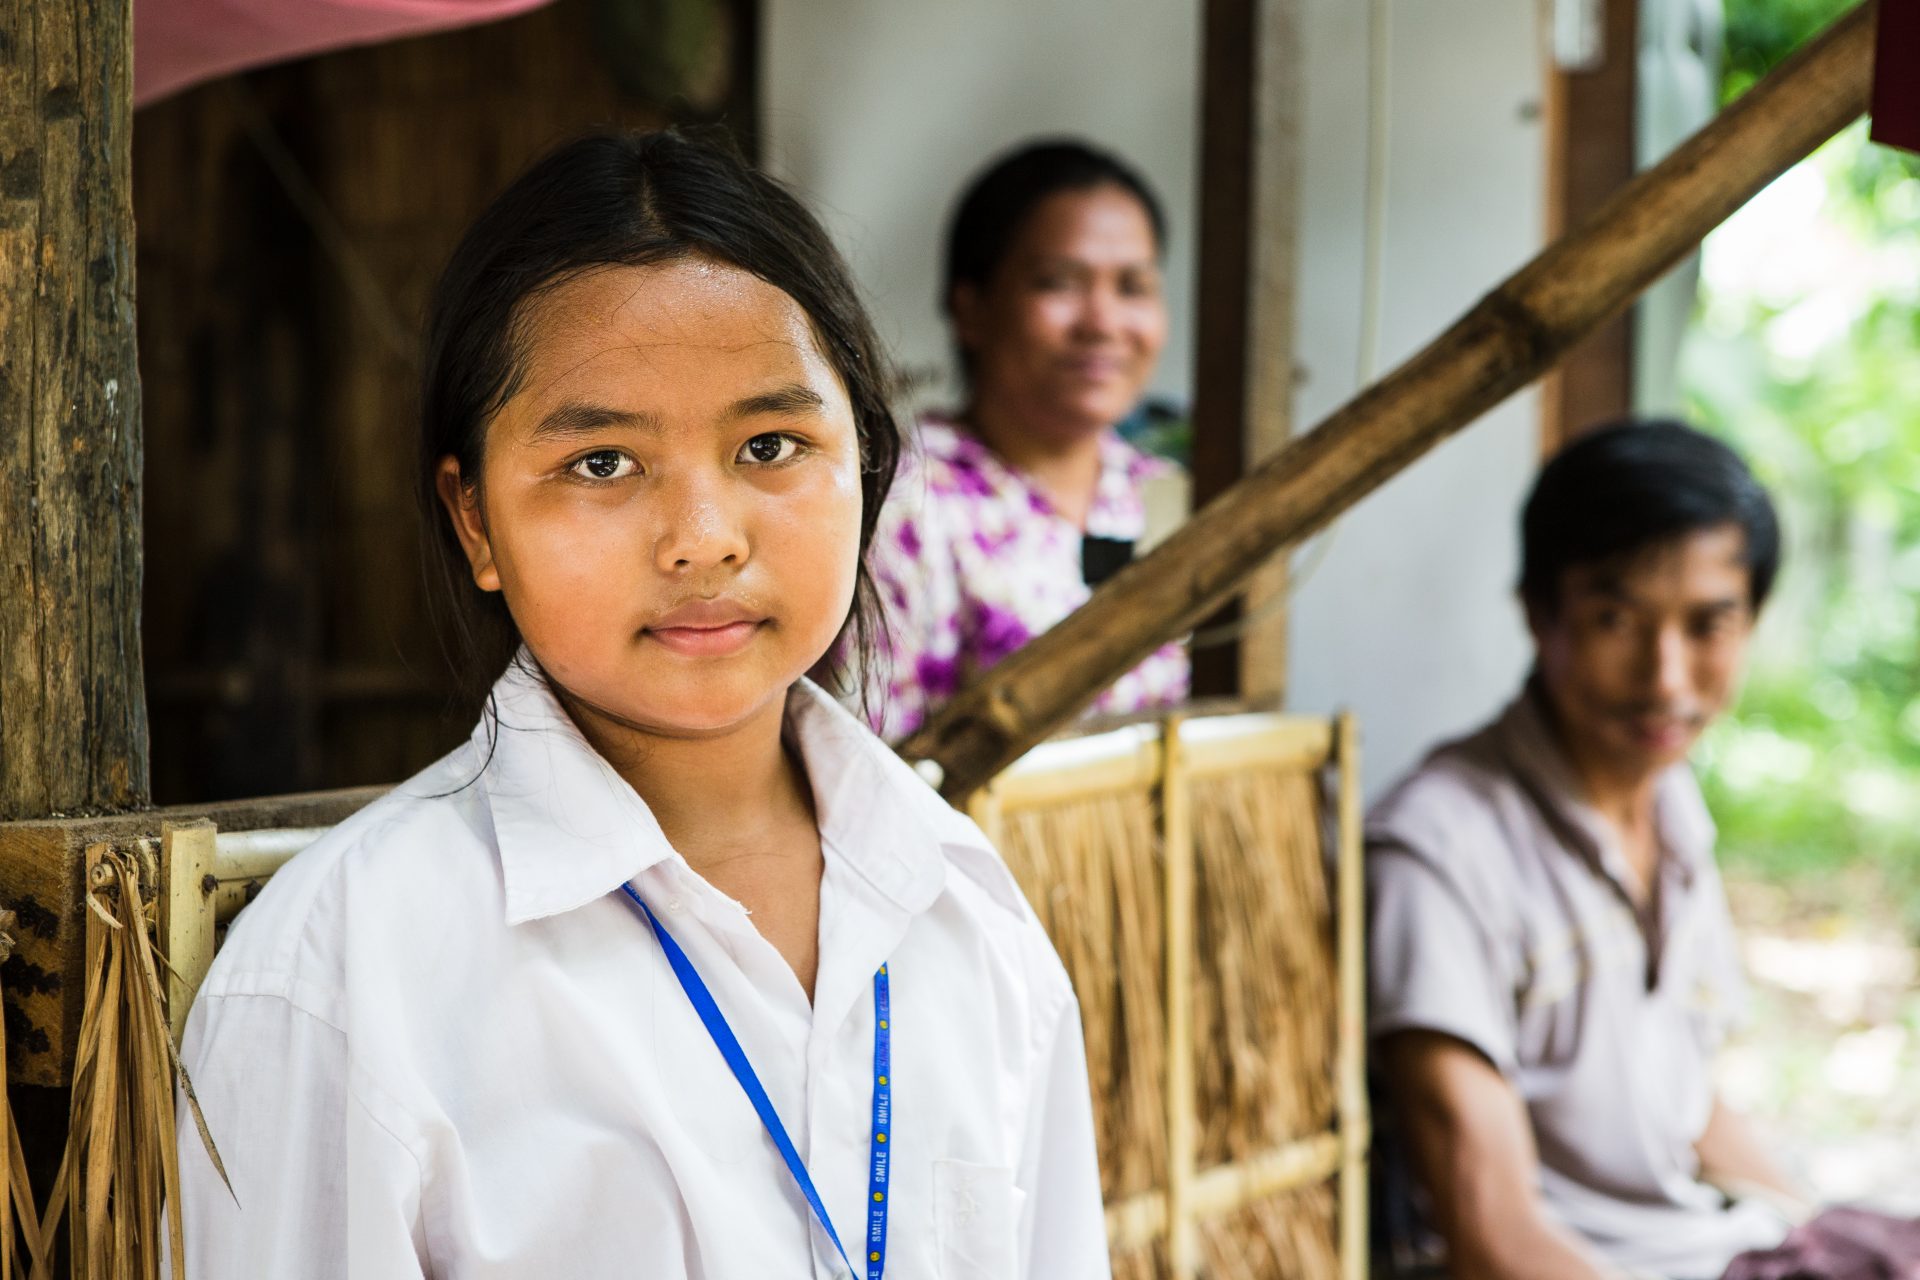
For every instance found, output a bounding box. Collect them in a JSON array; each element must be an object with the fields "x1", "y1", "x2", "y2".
[
  {"x1": 950, "y1": 184, "x2": 1167, "y2": 440},
  {"x1": 438, "y1": 257, "x2": 865, "y2": 738}
]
